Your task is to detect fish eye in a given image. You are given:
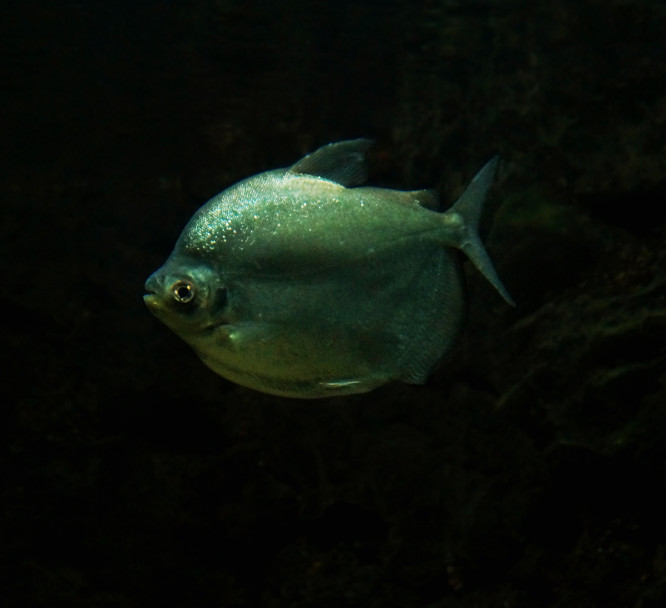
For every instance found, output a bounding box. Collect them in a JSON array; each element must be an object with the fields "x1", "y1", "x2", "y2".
[{"x1": 171, "y1": 280, "x2": 196, "y2": 303}]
